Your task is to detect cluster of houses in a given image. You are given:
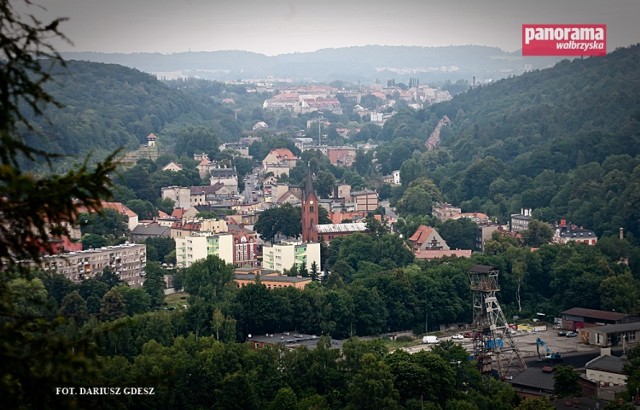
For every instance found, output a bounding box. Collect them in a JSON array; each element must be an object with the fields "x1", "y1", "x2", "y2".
[
  {"x1": 261, "y1": 83, "x2": 452, "y2": 125},
  {"x1": 42, "y1": 124, "x2": 605, "y2": 296}
]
